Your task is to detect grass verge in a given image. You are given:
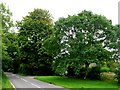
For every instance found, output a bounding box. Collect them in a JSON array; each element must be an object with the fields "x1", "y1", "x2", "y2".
[
  {"x1": 0, "y1": 78, "x2": 1, "y2": 90},
  {"x1": 2, "y1": 72, "x2": 14, "y2": 90},
  {"x1": 35, "y1": 76, "x2": 119, "y2": 88}
]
